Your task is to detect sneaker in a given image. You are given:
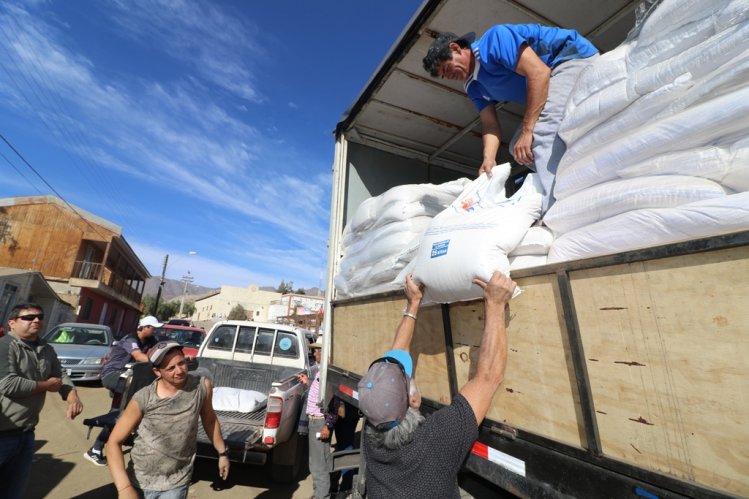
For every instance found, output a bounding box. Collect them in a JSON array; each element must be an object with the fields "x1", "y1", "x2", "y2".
[{"x1": 83, "y1": 449, "x2": 107, "y2": 467}]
